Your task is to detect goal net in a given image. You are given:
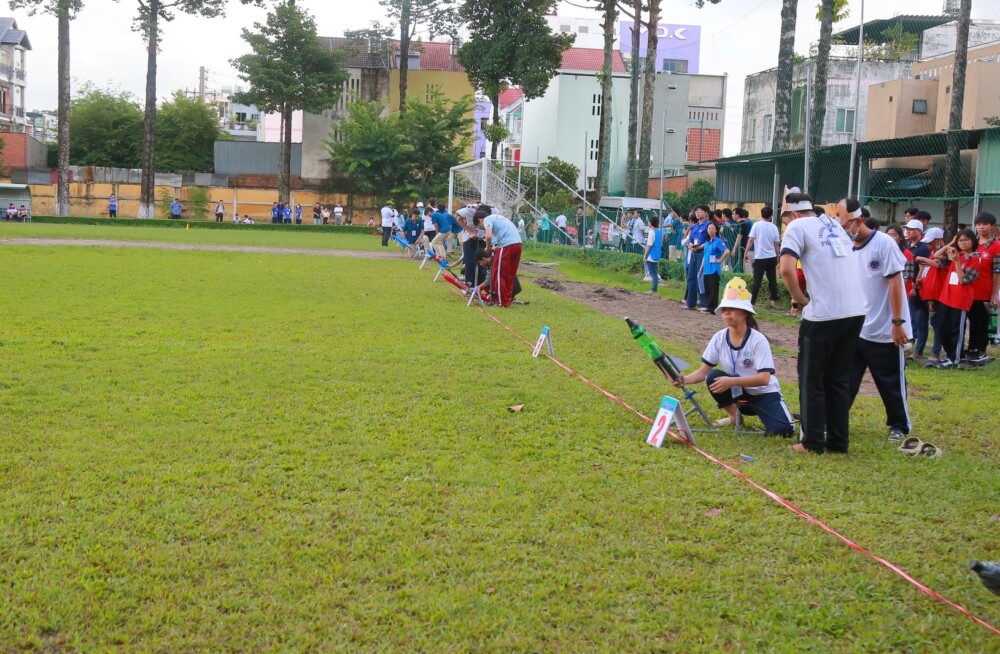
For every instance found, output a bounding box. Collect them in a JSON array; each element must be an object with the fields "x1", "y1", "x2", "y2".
[{"x1": 448, "y1": 158, "x2": 532, "y2": 218}]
